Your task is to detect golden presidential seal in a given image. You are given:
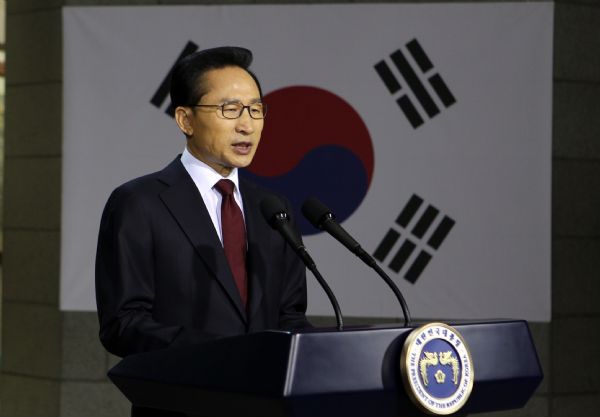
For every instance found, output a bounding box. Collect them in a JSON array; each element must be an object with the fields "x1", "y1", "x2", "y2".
[{"x1": 400, "y1": 323, "x2": 474, "y2": 415}]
